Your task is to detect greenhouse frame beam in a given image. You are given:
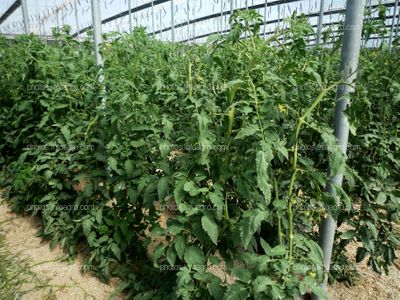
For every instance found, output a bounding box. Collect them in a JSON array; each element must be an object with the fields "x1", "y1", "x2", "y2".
[
  {"x1": 152, "y1": 1, "x2": 396, "y2": 41},
  {"x1": 313, "y1": 0, "x2": 366, "y2": 299},
  {"x1": 72, "y1": 0, "x2": 300, "y2": 37},
  {"x1": 0, "y1": 0, "x2": 21, "y2": 26},
  {"x1": 152, "y1": 0, "x2": 301, "y2": 36},
  {"x1": 73, "y1": 0, "x2": 171, "y2": 37},
  {"x1": 182, "y1": 9, "x2": 397, "y2": 44},
  {"x1": 71, "y1": 0, "x2": 398, "y2": 39}
]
